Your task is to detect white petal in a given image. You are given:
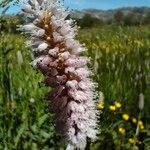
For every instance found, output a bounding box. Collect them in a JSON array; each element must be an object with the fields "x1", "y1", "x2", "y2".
[
  {"x1": 22, "y1": 4, "x2": 35, "y2": 13},
  {"x1": 49, "y1": 47, "x2": 59, "y2": 56},
  {"x1": 66, "y1": 144, "x2": 74, "y2": 150},
  {"x1": 59, "y1": 51, "x2": 70, "y2": 60},
  {"x1": 36, "y1": 29, "x2": 45, "y2": 36},
  {"x1": 21, "y1": 24, "x2": 36, "y2": 31},
  {"x1": 37, "y1": 43, "x2": 48, "y2": 51}
]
